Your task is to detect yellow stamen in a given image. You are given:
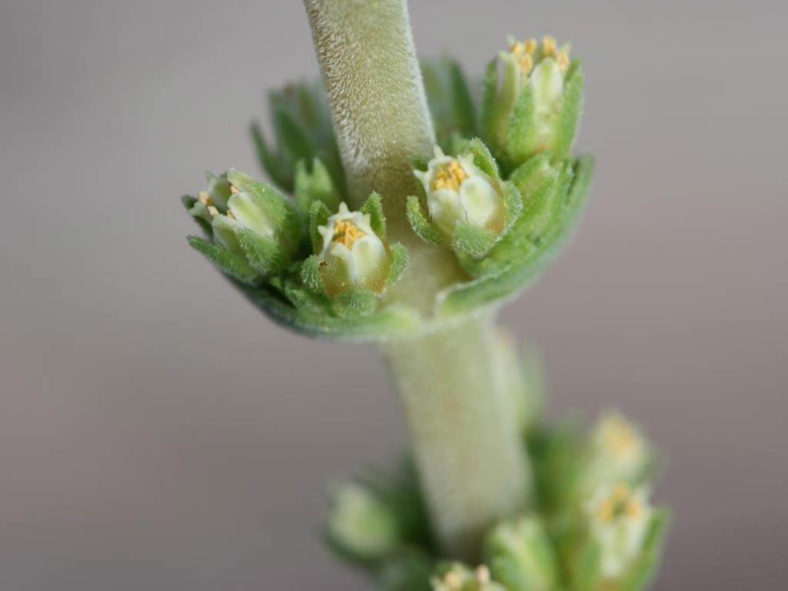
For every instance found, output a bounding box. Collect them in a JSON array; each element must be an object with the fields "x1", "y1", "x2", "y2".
[
  {"x1": 207, "y1": 205, "x2": 219, "y2": 218},
  {"x1": 518, "y1": 53, "x2": 534, "y2": 75},
  {"x1": 542, "y1": 35, "x2": 557, "y2": 57},
  {"x1": 432, "y1": 160, "x2": 469, "y2": 192},
  {"x1": 557, "y1": 50, "x2": 570, "y2": 72},
  {"x1": 198, "y1": 192, "x2": 213, "y2": 206},
  {"x1": 598, "y1": 483, "x2": 639, "y2": 523},
  {"x1": 229, "y1": 185, "x2": 240, "y2": 195},
  {"x1": 525, "y1": 38, "x2": 537, "y2": 55},
  {"x1": 332, "y1": 219, "x2": 366, "y2": 248},
  {"x1": 510, "y1": 41, "x2": 525, "y2": 56}
]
